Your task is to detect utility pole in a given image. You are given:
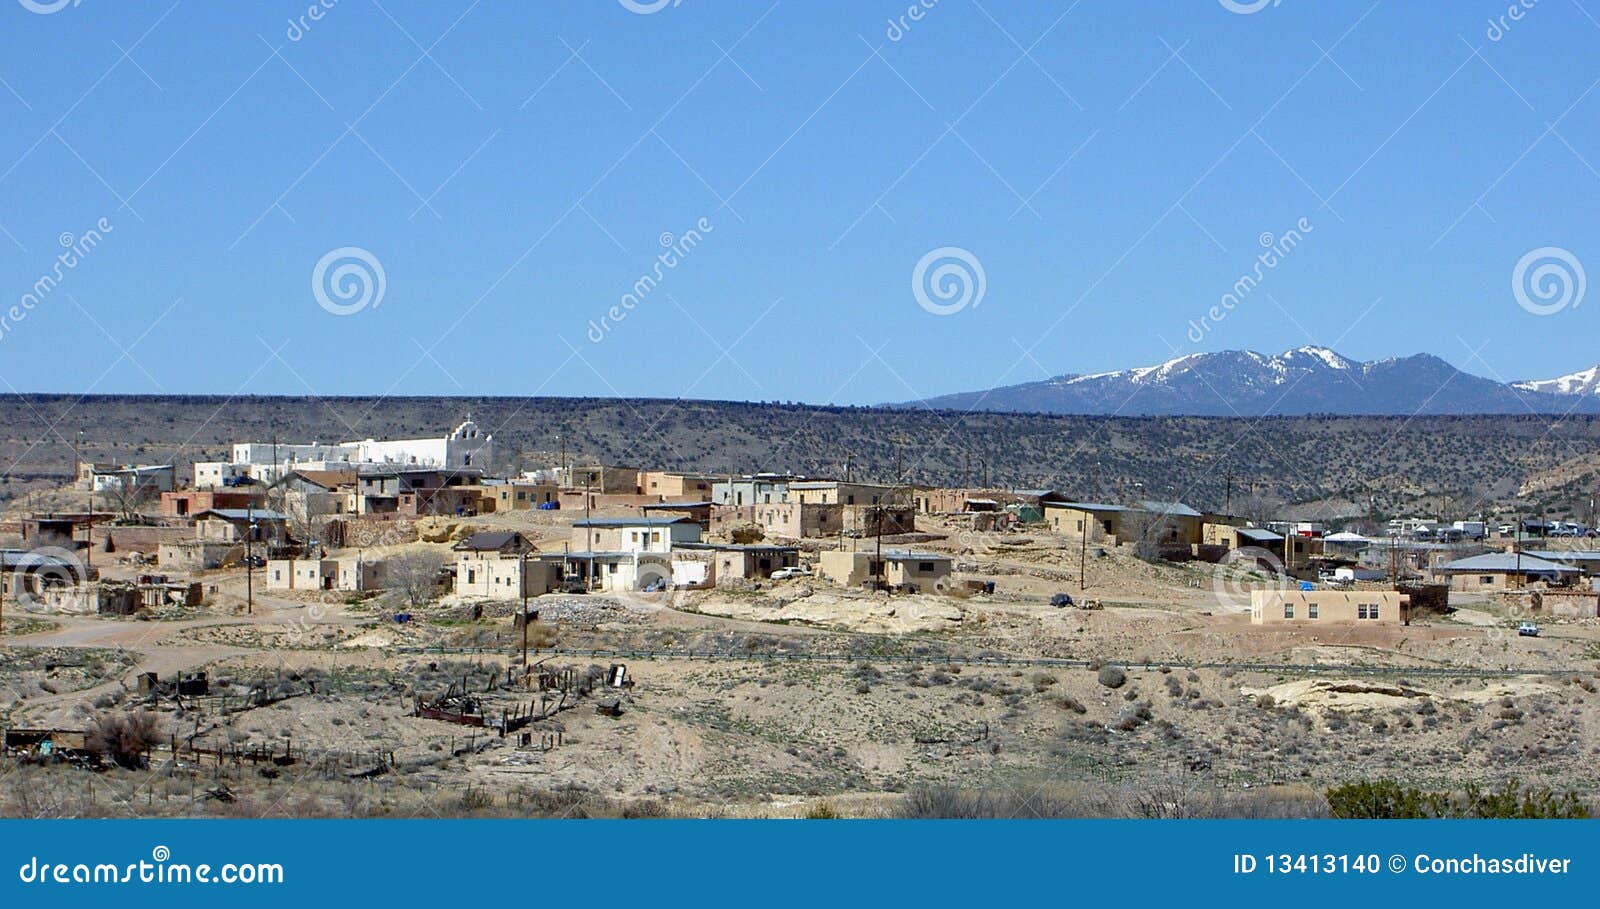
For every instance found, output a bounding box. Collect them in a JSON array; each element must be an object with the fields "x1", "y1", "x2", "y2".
[
  {"x1": 246, "y1": 502, "x2": 254, "y2": 615},
  {"x1": 874, "y1": 500, "x2": 885, "y2": 593},
  {"x1": 519, "y1": 549, "x2": 530, "y2": 669},
  {"x1": 1079, "y1": 521, "x2": 1089, "y2": 590},
  {"x1": 585, "y1": 471, "x2": 593, "y2": 590},
  {"x1": 1515, "y1": 516, "x2": 1523, "y2": 590}
]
